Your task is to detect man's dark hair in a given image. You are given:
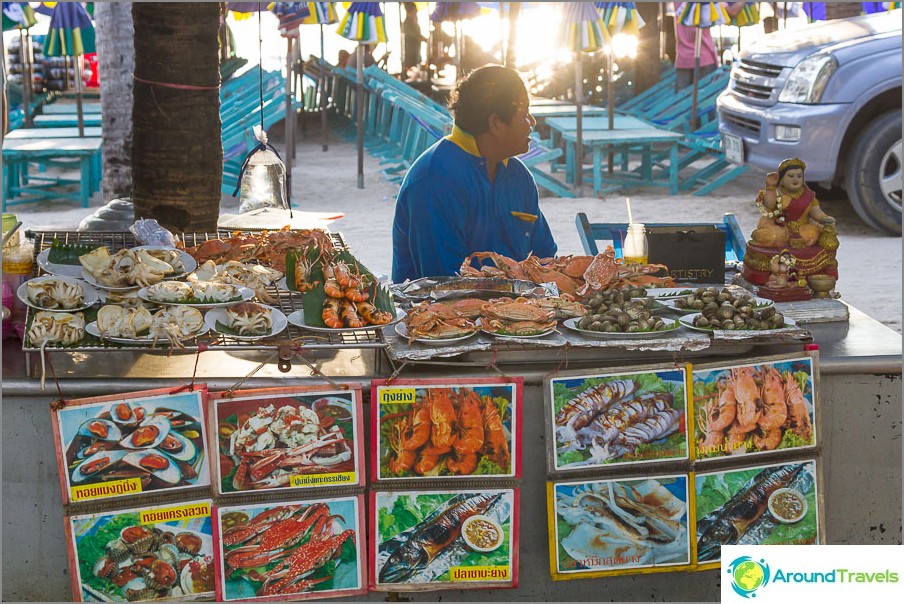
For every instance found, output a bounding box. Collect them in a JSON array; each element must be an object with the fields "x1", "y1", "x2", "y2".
[
  {"x1": 404, "y1": 2, "x2": 417, "y2": 13},
  {"x1": 448, "y1": 64, "x2": 526, "y2": 135}
]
